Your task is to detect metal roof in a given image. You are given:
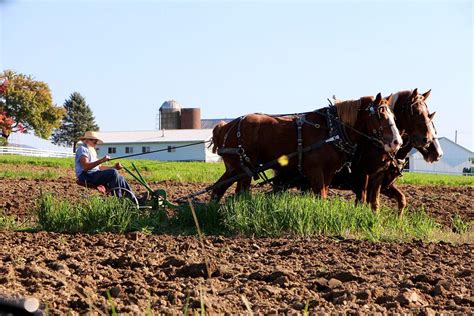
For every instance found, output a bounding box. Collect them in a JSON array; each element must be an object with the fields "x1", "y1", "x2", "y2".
[
  {"x1": 200, "y1": 118, "x2": 233, "y2": 129},
  {"x1": 159, "y1": 100, "x2": 182, "y2": 111},
  {"x1": 96, "y1": 129, "x2": 213, "y2": 144}
]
